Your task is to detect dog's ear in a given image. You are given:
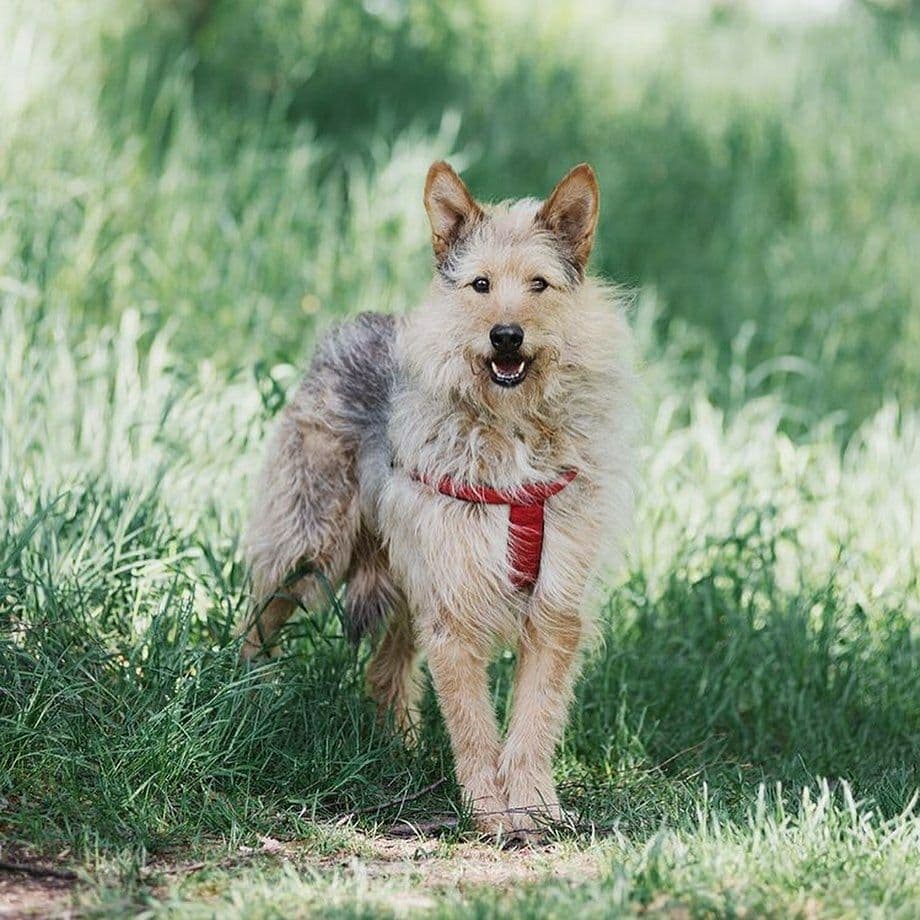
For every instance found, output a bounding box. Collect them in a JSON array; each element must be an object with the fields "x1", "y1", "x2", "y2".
[
  {"x1": 537, "y1": 163, "x2": 599, "y2": 273},
  {"x1": 424, "y1": 161, "x2": 483, "y2": 263}
]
